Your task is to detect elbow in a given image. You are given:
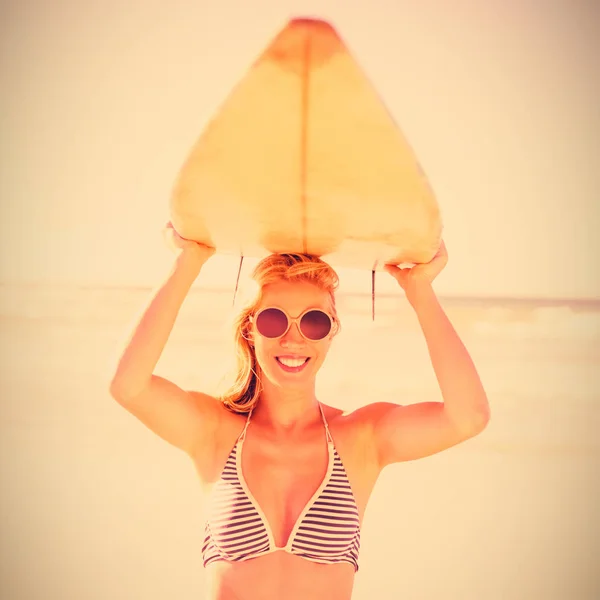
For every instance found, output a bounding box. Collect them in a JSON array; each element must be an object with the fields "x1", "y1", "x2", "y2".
[
  {"x1": 475, "y1": 409, "x2": 490, "y2": 434},
  {"x1": 449, "y1": 401, "x2": 490, "y2": 439},
  {"x1": 109, "y1": 374, "x2": 151, "y2": 404},
  {"x1": 108, "y1": 378, "x2": 125, "y2": 403},
  {"x1": 109, "y1": 377, "x2": 137, "y2": 404},
  {"x1": 468, "y1": 403, "x2": 491, "y2": 436}
]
